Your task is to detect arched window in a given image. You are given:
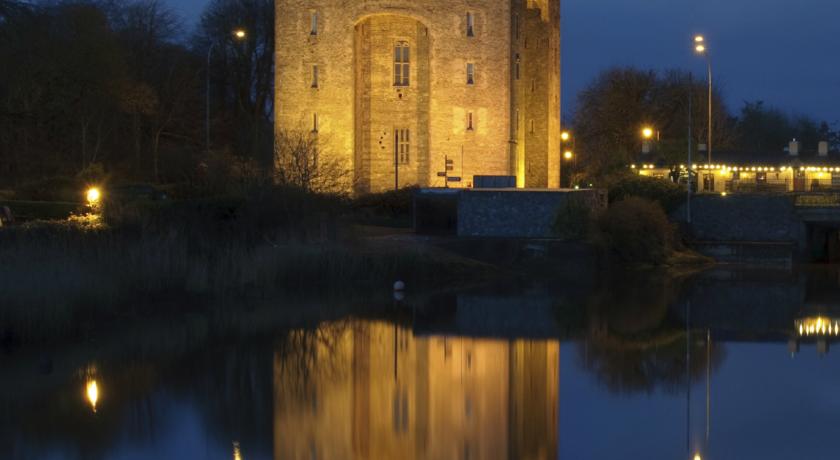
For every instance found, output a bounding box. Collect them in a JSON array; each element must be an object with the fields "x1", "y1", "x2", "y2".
[{"x1": 394, "y1": 41, "x2": 410, "y2": 87}]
